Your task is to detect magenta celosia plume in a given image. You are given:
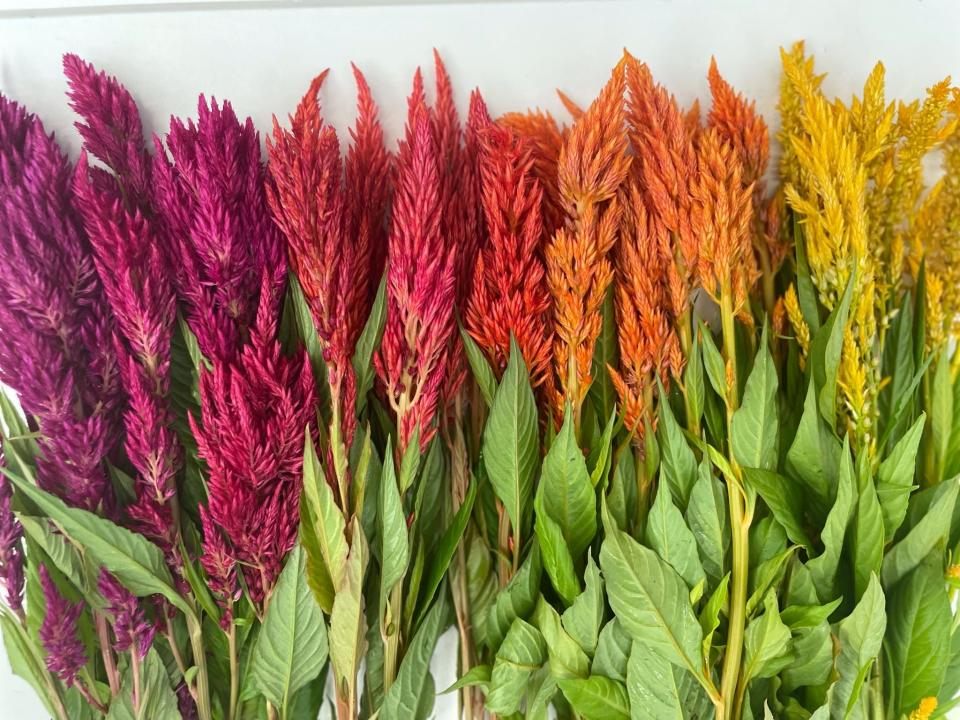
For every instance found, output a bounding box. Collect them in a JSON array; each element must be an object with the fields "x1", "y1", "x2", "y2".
[
  {"x1": 39, "y1": 565, "x2": 87, "y2": 687},
  {"x1": 191, "y1": 276, "x2": 316, "y2": 614},
  {"x1": 0, "y1": 95, "x2": 122, "y2": 512},
  {"x1": 152, "y1": 96, "x2": 284, "y2": 364},
  {"x1": 377, "y1": 70, "x2": 458, "y2": 452},
  {"x1": 67, "y1": 56, "x2": 184, "y2": 566},
  {"x1": 0, "y1": 466, "x2": 24, "y2": 615},
  {"x1": 98, "y1": 569, "x2": 155, "y2": 659}
]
